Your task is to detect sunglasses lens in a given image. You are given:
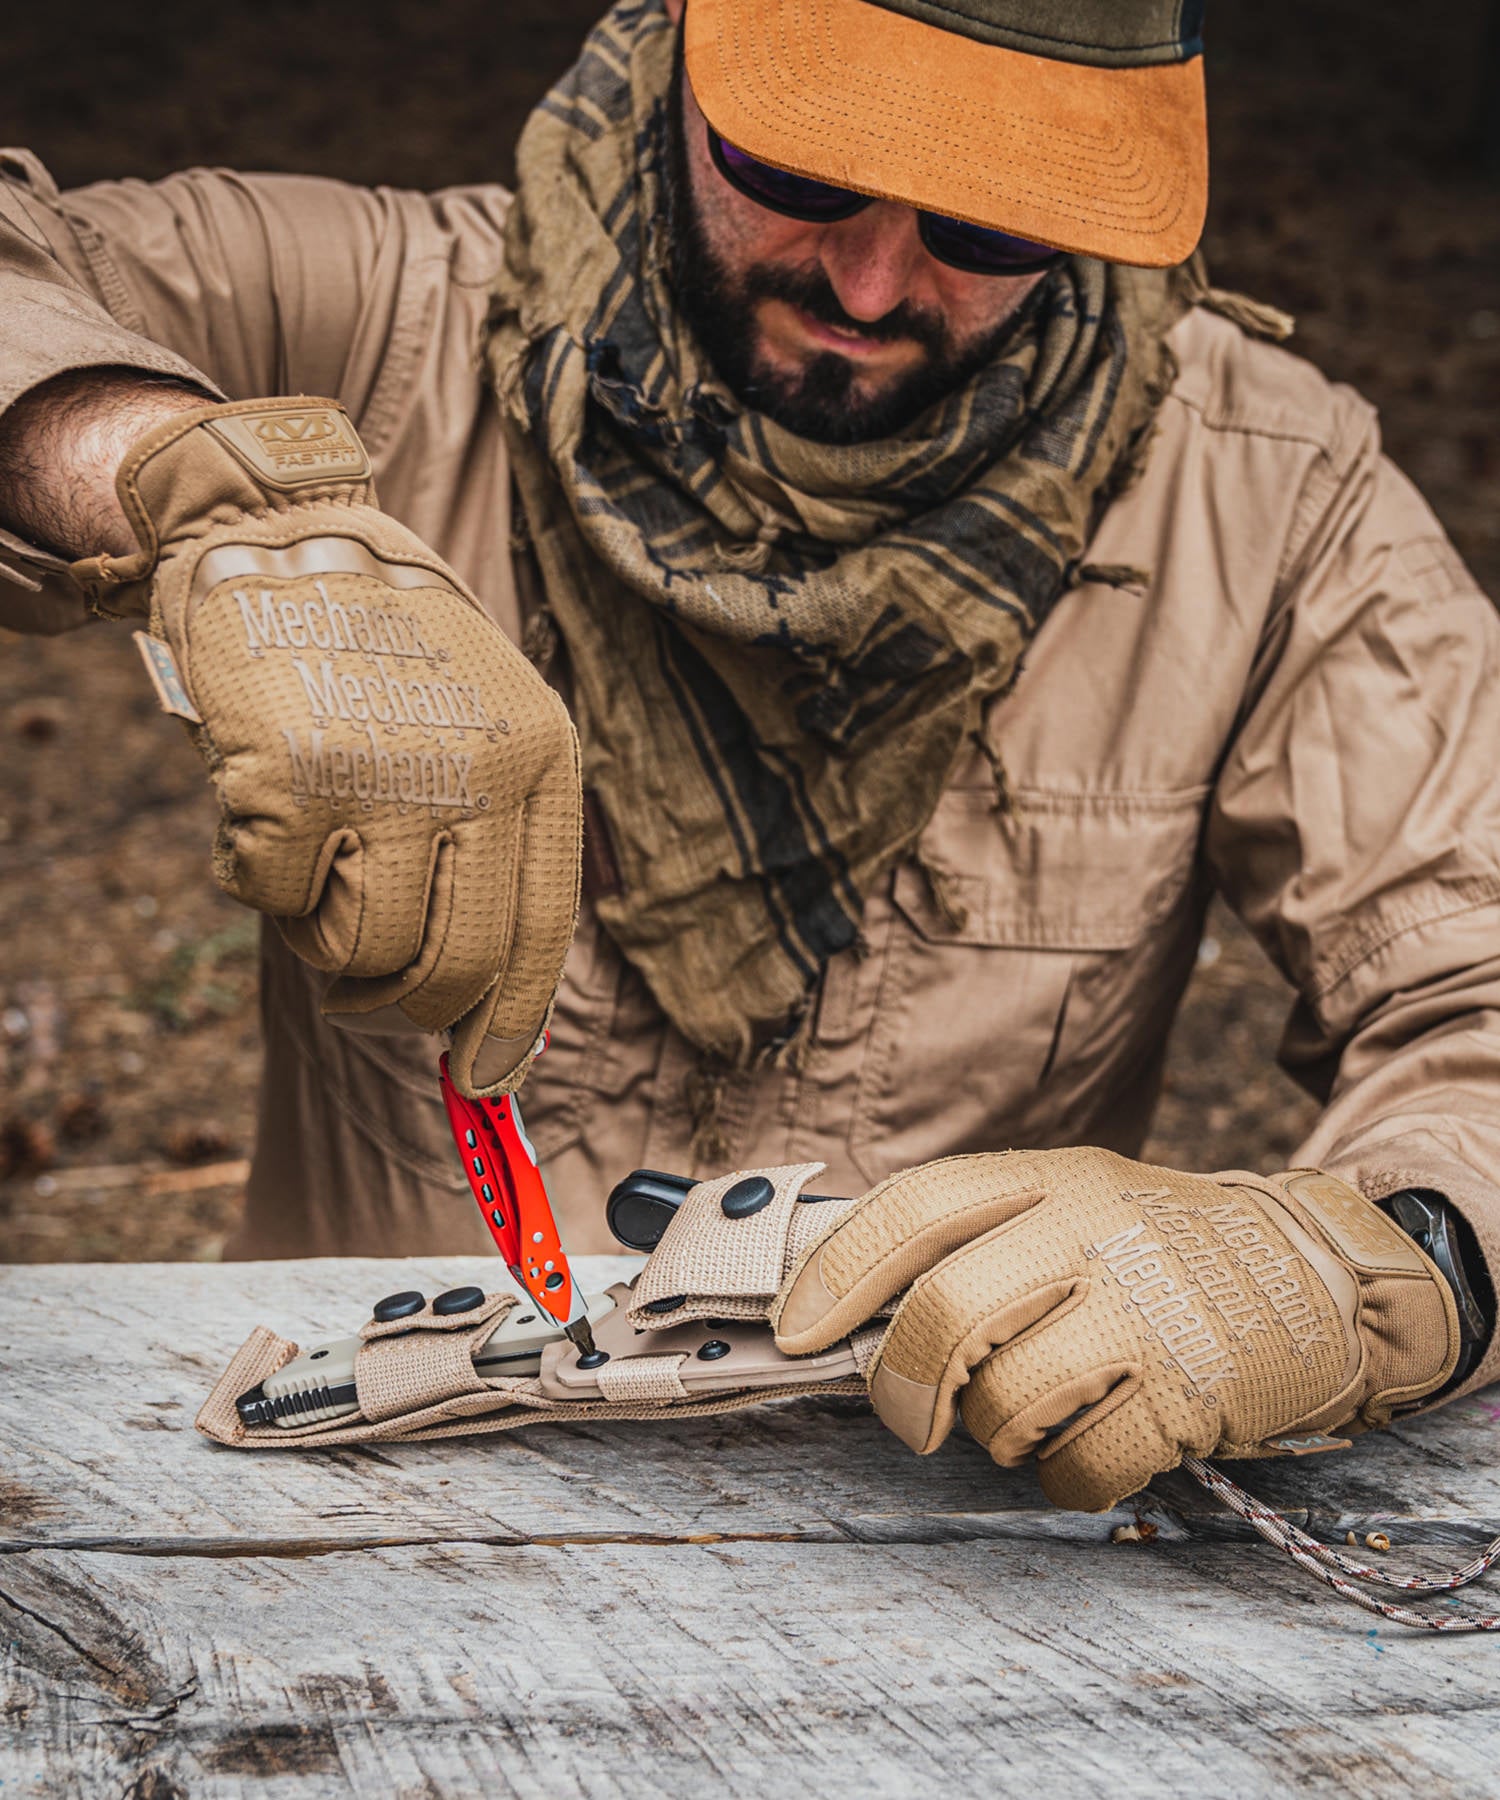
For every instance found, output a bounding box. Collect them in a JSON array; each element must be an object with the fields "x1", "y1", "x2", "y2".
[
  {"x1": 708, "y1": 127, "x2": 1064, "y2": 274},
  {"x1": 919, "y1": 212, "x2": 1062, "y2": 274},
  {"x1": 711, "y1": 133, "x2": 862, "y2": 222}
]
